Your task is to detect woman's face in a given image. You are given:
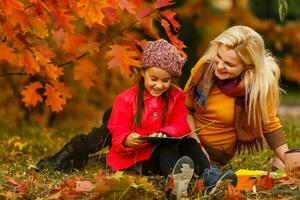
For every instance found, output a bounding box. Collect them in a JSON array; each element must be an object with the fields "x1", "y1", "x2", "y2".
[
  {"x1": 142, "y1": 67, "x2": 172, "y2": 97},
  {"x1": 214, "y1": 44, "x2": 245, "y2": 80}
]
